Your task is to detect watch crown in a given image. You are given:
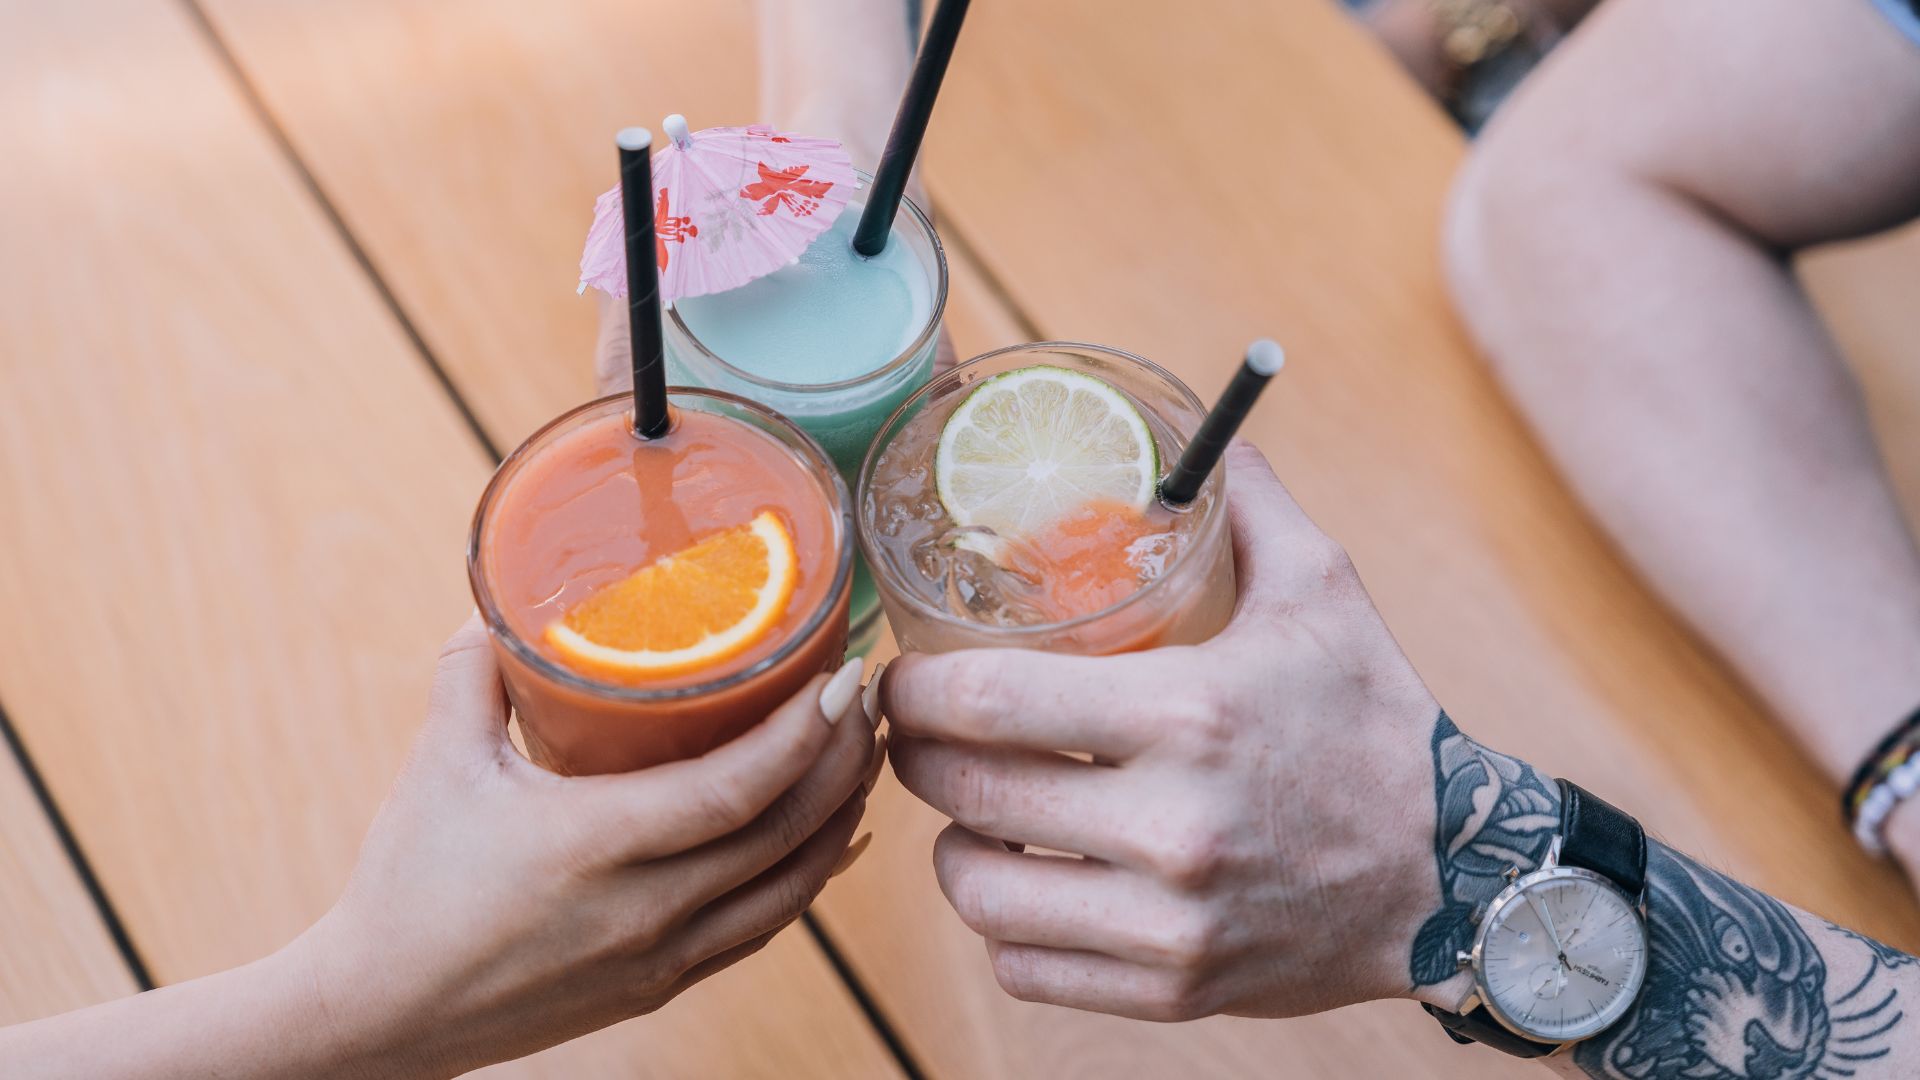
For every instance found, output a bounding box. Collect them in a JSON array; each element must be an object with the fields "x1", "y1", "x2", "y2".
[
  {"x1": 1456, "y1": 950, "x2": 1473, "y2": 969},
  {"x1": 1504, "y1": 866, "x2": 1521, "y2": 883}
]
